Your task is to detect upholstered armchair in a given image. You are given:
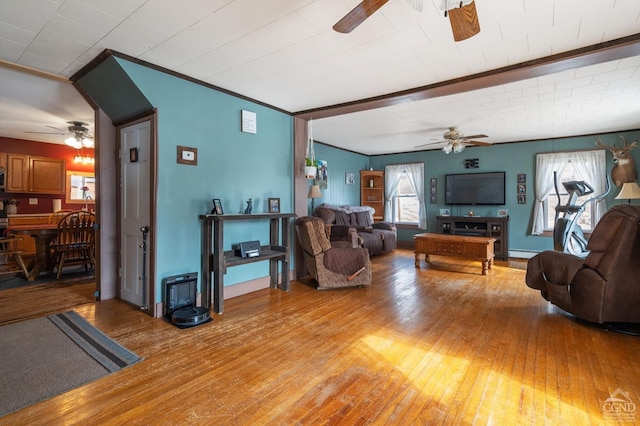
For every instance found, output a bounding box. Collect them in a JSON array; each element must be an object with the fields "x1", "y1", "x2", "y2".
[
  {"x1": 525, "y1": 205, "x2": 640, "y2": 324},
  {"x1": 295, "y1": 216, "x2": 371, "y2": 289}
]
